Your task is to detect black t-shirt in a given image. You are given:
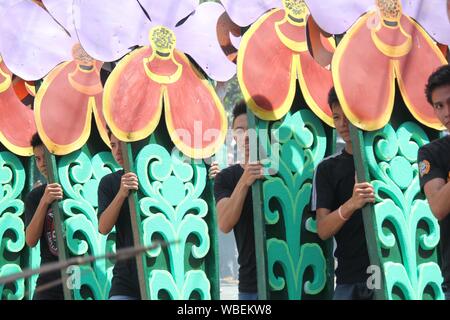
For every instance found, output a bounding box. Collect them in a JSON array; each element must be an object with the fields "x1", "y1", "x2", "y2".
[
  {"x1": 311, "y1": 150, "x2": 371, "y2": 285},
  {"x1": 214, "y1": 164, "x2": 257, "y2": 293},
  {"x1": 98, "y1": 170, "x2": 140, "y2": 299},
  {"x1": 24, "y1": 184, "x2": 63, "y2": 298},
  {"x1": 418, "y1": 135, "x2": 450, "y2": 289}
]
